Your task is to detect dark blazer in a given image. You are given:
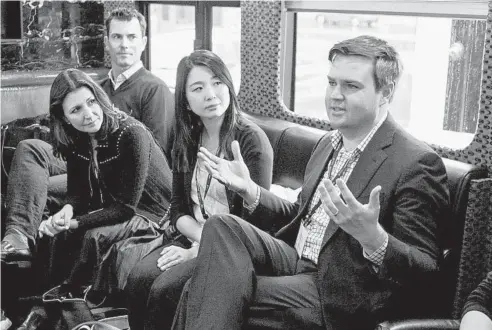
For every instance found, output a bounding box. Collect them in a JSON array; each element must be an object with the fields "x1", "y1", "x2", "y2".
[
  {"x1": 169, "y1": 117, "x2": 274, "y2": 232},
  {"x1": 249, "y1": 115, "x2": 450, "y2": 329}
]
